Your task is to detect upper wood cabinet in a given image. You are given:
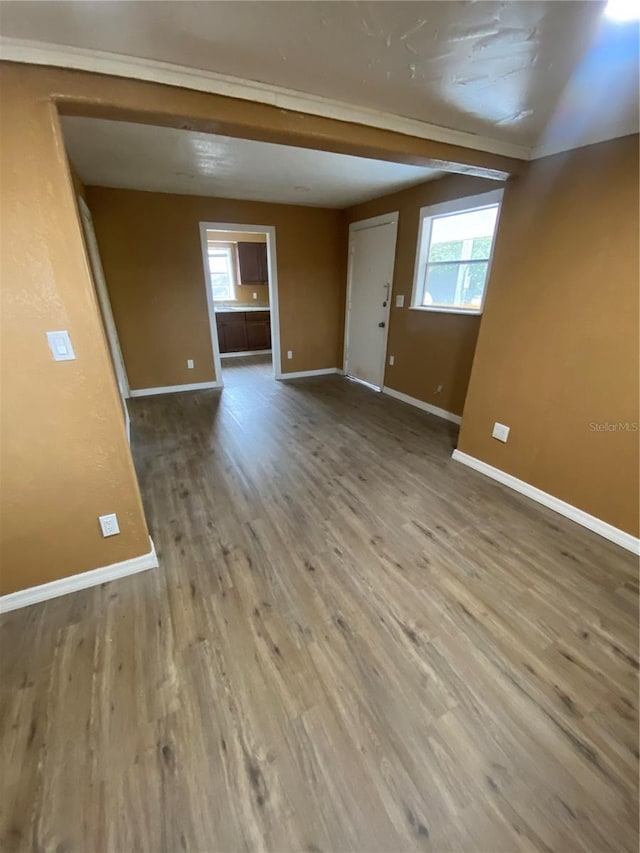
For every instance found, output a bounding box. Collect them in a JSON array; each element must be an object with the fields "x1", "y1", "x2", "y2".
[{"x1": 238, "y1": 242, "x2": 268, "y2": 284}]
